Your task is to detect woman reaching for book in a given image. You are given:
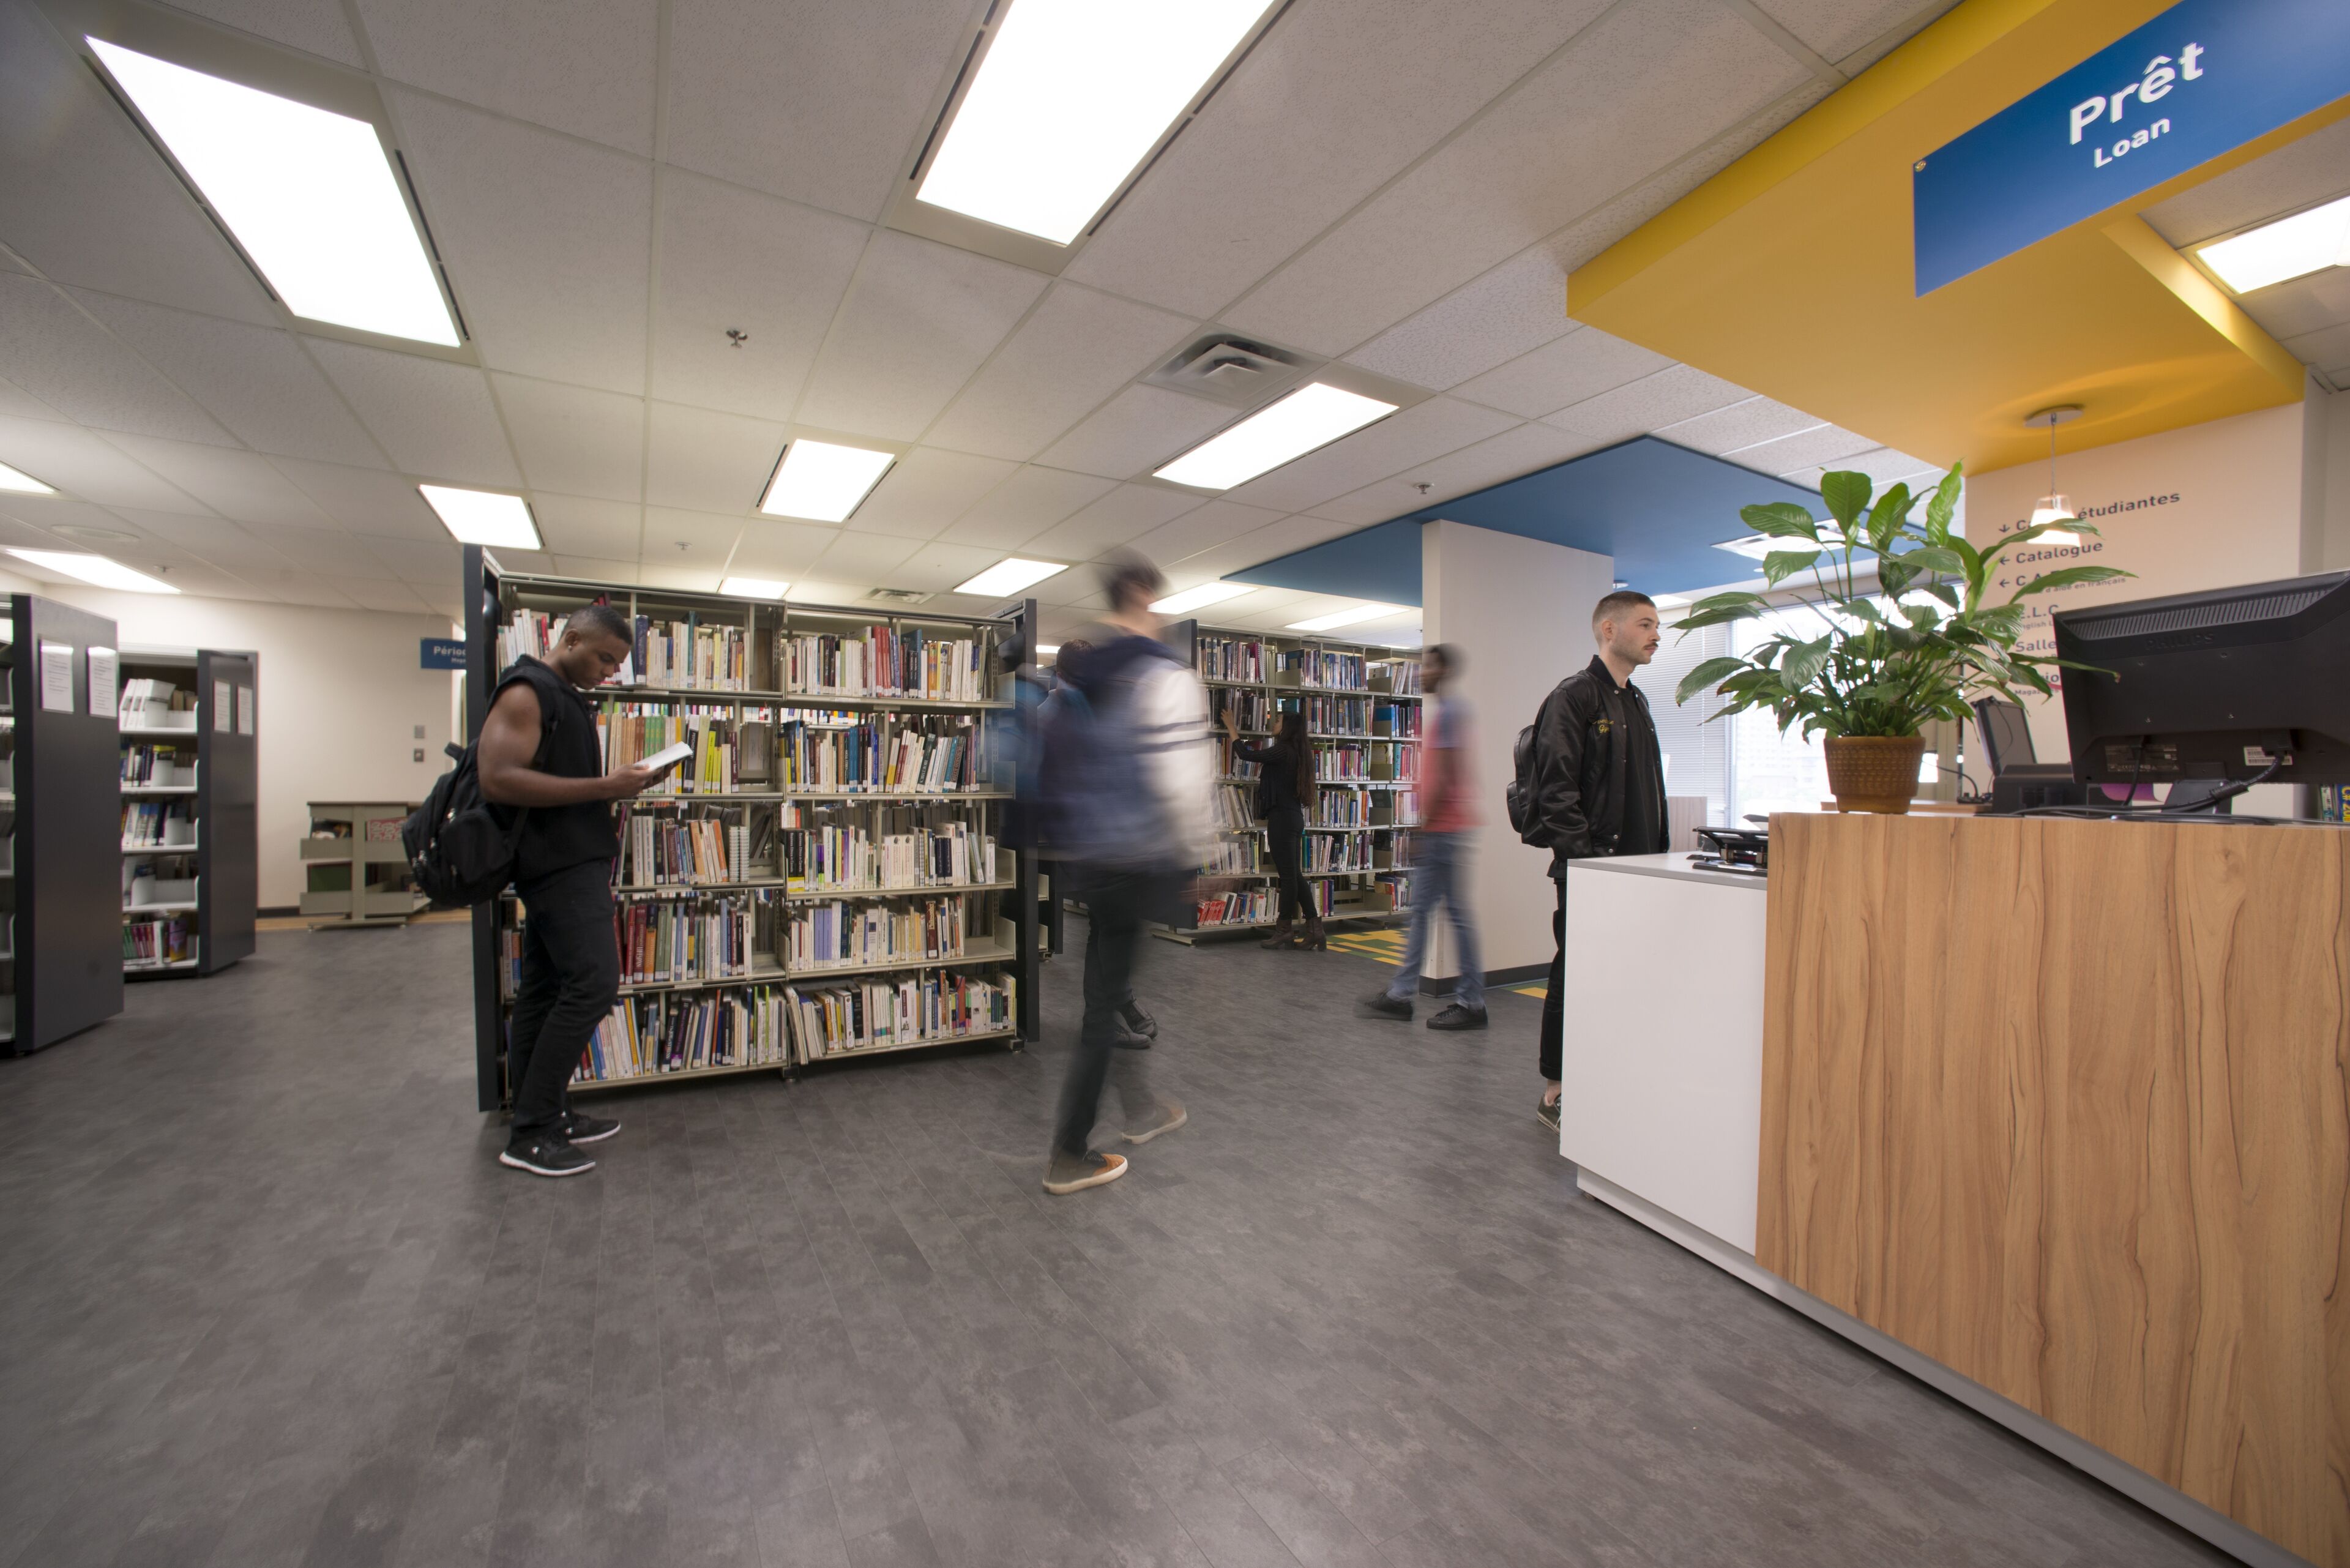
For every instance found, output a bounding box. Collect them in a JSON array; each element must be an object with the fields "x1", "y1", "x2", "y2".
[{"x1": 1222, "y1": 706, "x2": 1323, "y2": 950}]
